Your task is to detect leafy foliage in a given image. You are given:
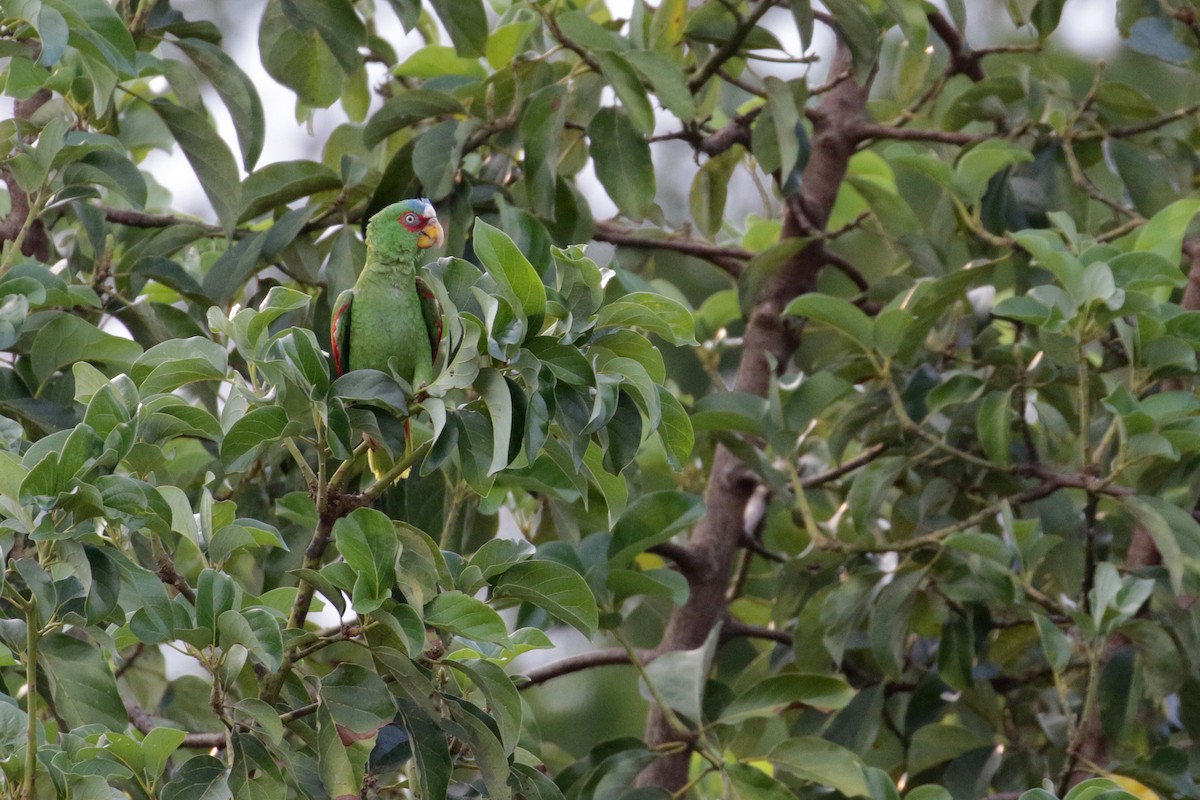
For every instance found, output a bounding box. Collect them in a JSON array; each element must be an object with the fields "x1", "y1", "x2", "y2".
[{"x1": 2, "y1": 0, "x2": 1200, "y2": 799}]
